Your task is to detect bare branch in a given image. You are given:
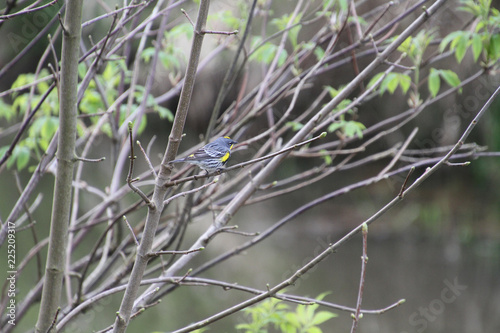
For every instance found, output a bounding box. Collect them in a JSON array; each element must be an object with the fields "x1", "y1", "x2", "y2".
[
  {"x1": 147, "y1": 248, "x2": 204, "y2": 258},
  {"x1": 377, "y1": 127, "x2": 418, "y2": 178},
  {"x1": 137, "y1": 140, "x2": 157, "y2": 178},
  {"x1": 123, "y1": 216, "x2": 139, "y2": 247},
  {"x1": 0, "y1": 0, "x2": 58, "y2": 21},
  {"x1": 350, "y1": 223, "x2": 369, "y2": 333},
  {"x1": 0, "y1": 83, "x2": 56, "y2": 168},
  {"x1": 126, "y1": 122, "x2": 153, "y2": 207}
]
